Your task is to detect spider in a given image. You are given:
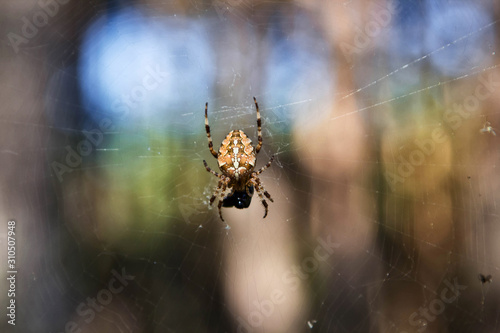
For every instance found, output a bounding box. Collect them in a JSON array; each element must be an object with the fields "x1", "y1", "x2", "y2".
[
  {"x1": 479, "y1": 121, "x2": 497, "y2": 136},
  {"x1": 203, "y1": 97, "x2": 274, "y2": 222}
]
